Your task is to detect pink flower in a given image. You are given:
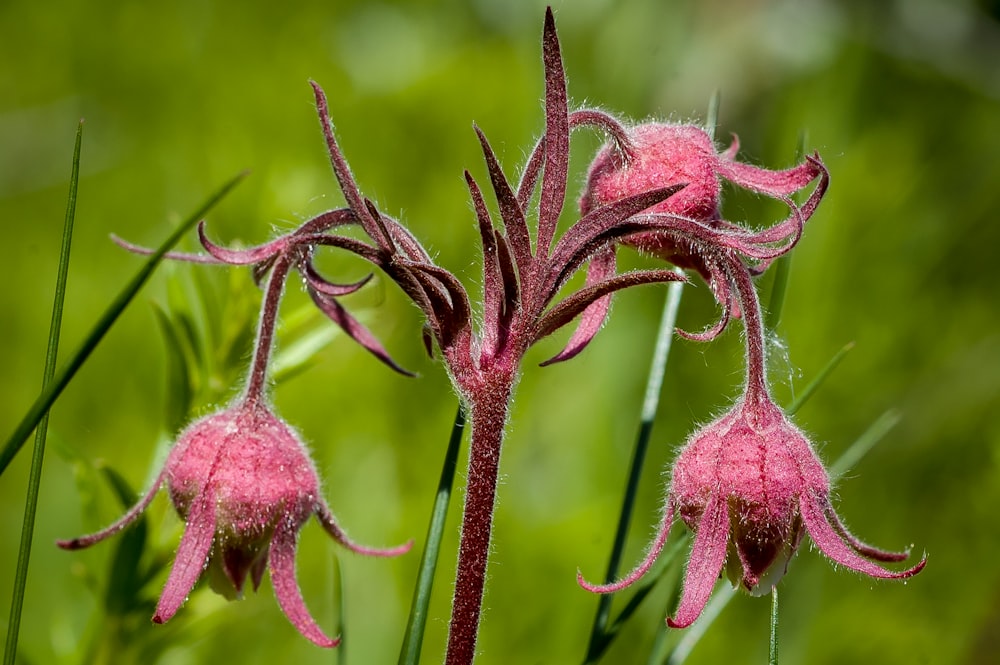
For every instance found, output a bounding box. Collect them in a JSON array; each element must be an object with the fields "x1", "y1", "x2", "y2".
[
  {"x1": 58, "y1": 400, "x2": 410, "y2": 647},
  {"x1": 580, "y1": 252, "x2": 926, "y2": 628},
  {"x1": 575, "y1": 120, "x2": 827, "y2": 340},
  {"x1": 62, "y1": 210, "x2": 411, "y2": 646},
  {"x1": 581, "y1": 391, "x2": 926, "y2": 627}
]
